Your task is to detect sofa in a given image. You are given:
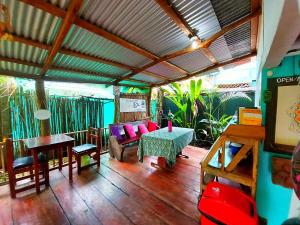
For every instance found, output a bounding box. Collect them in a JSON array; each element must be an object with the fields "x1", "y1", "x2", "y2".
[{"x1": 109, "y1": 119, "x2": 159, "y2": 161}]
